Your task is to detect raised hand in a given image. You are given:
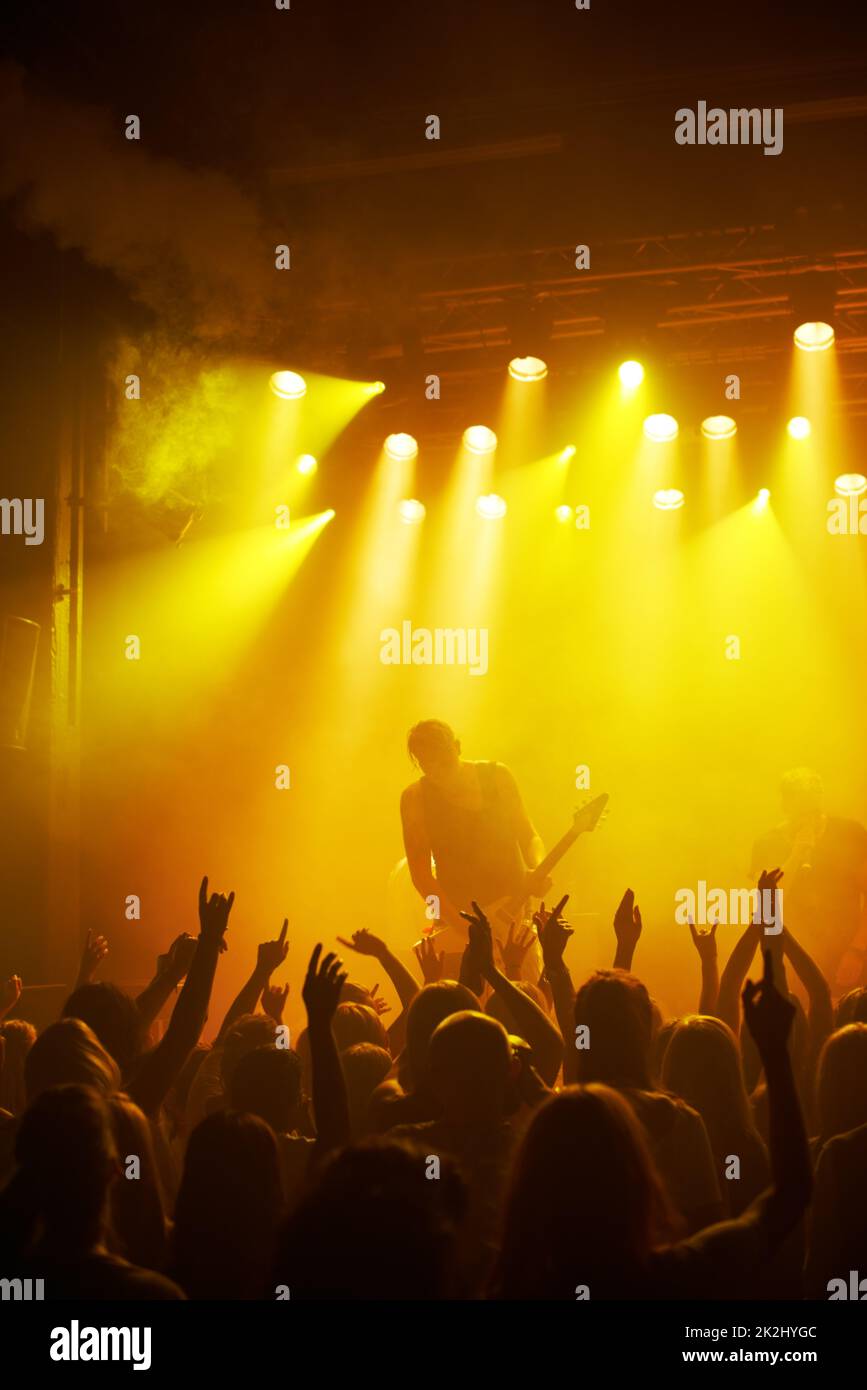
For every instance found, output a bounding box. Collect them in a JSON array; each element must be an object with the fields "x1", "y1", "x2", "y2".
[
  {"x1": 197, "y1": 876, "x2": 234, "y2": 950},
  {"x1": 261, "y1": 981, "x2": 289, "y2": 1023},
  {"x1": 414, "y1": 935, "x2": 445, "y2": 984},
  {"x1": 497, "y1": 920, "x2": 538, "y2": 978},
  {"x1": 166, "y1": 933, "x2": 197, "y2": 979},
  {"x1": 336, "y1": 928, "x2": 387, "y2": 960},
  {"x1": 742, "y1": 949, "x2": 795, "y2": 1057},
  {"x1": 533, "y1": 895, "x2": 573, "y2": 970},
  {"x1": 614, "y1": 889, "x2": 642, "y2": 953},
  {"x1": 460, "y1": 901, "x2": 497, "y2": 980},
  {"x1": 0, "y1": 974, "x2": 22, "y2": 1020},
  {"x1": 688, "y1": 918, "x2": 718, "y2": 962},
  {"x1": 257, "y1": 918, "x2": 289, "y2": 976},
  {"x1": 302, "y1": 944, "x2": 347, "y2": 1028},
  {"x1": 366, "y1": 983, "x2": 392, "y2": 1017},
  {"x1": 78, "y1": 930, "x2": 108, "y2": 984}
]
